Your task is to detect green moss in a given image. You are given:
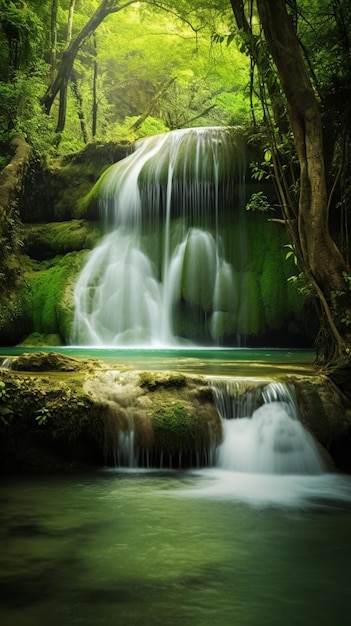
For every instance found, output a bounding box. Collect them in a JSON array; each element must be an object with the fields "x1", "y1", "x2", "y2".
[
  {"x1": 236, "y1": 271, "x2": 265, "y2": 336},
  {"x1": 0, "y1": 370, "x2": 105, "y2": 470},
  {"x1": 260, "y1": 250, "x2": 286, "y2": 329},
  {"x1": 139, "y1": 371, "x2": 186, "y2": 391},
  {"x1": 213, "y1": 263, "x2": 236, "y2": 311},
  {"x1": 18, "y1": 333, "x2": 62, "y2": 347},
  {"x1": 151, "y1": 401, "x2": 195, "y2": 454},
  {"x1": 20, "y1": 251, "x2": 87, "y2": 343},
  {"x1": 22, "y1": 220, "x2": 102, "y2": 259},
  {"x1": 75, "y1": 166, "x2": 112, "y2": 220}
]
